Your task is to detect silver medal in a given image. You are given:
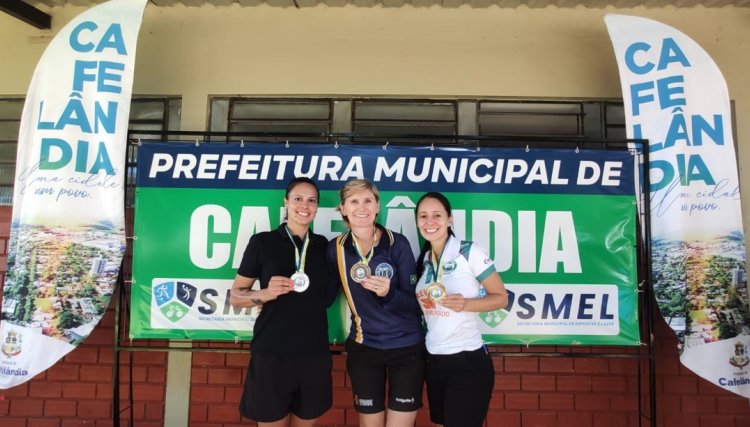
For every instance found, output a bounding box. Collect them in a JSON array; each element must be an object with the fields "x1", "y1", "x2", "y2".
[{"x1": 291, "y1": 271, "x2": 310, "y2": 292}]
